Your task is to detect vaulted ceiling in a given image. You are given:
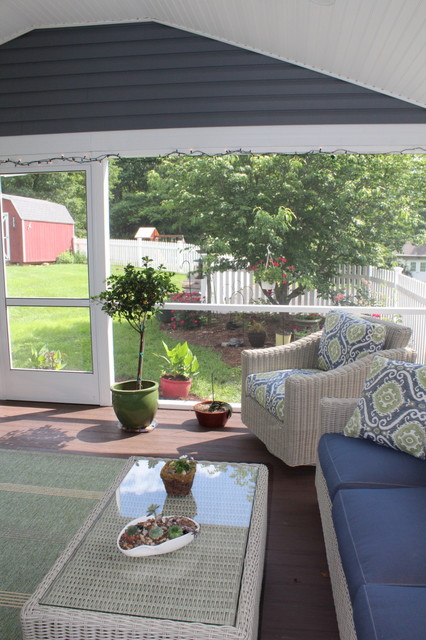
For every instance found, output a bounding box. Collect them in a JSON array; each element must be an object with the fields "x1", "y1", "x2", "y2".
[{"x1": 1, "y1": 0, "x2": 425, "y2": 109}]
